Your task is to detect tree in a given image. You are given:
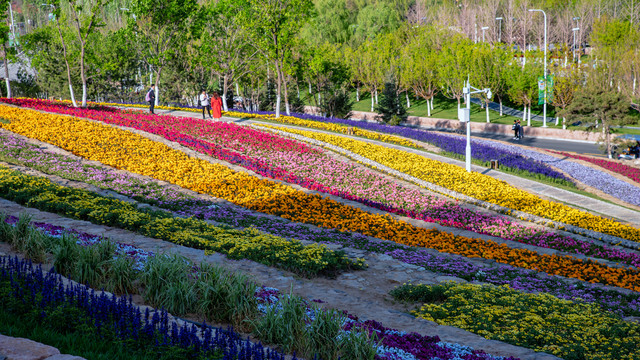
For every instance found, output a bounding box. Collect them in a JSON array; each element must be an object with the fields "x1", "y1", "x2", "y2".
[
  {"x1": 131, "y1": 0, "x2": 198, "y2": 106},
  {"x1": 42, "y1": 1, "x2": 78, "y2": 106},
  {"x1": 505, "y1": 60, "x2": 540, "y2": 125},
  {"x1": 438, "y1": 36, "x2": 472, "y2": 112},
  {"x1": 560, "y1": 71, "x2": 635, "y2": 158},
  {"x1": 400, "y1": 26, "x2": 439, "y2": 116},
  {"x1": 195, "y1": 0, "x2": 258, "y2": 111},
  {"x1": 375, "y1": 76, "x2": 407, "y2": 125},
  {"x1": 0, "y1": 0, "x2": 13, "y2": 98},
  {"x1": 67, "y1": 0, "x2": 111, "y2": 107},
  {"x1": 469, "y1": 43, "x2": 509, "y2": 122},
  {"x1": 550, "y1": 67, "x2": 580, "y2": 129},
  {"x1": 245, "y1": 0, "x2": 313, "y2": 117}
]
